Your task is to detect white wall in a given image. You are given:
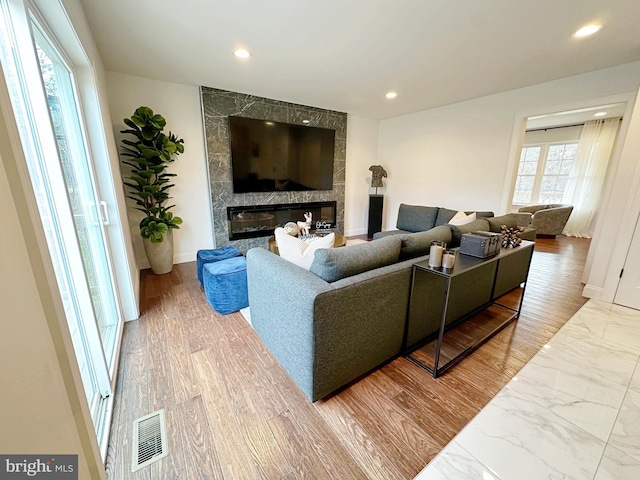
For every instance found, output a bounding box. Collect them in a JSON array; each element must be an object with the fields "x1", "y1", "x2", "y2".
[
  {"x1": 584, "y1": 89, "x2": 640, "y2": 302},
  {"x1": 345, "y1": 114, "x2": 380, "y2": 236},
  {"x1": 377, "y1": 61, "x2": 640, "y2": 303},
  {"x1": 105, "y1": 72, "x2": 214, "y2": 267},
  {"x1": 378, "y1": 61, "x2": 640, "y2": 232}
]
